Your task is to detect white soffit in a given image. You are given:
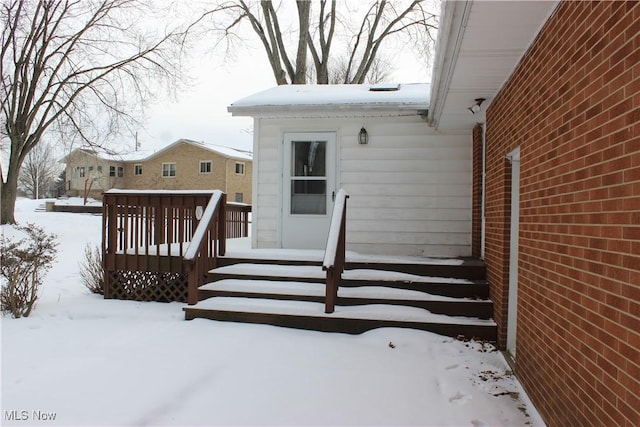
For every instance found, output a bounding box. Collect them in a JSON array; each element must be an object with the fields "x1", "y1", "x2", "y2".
[{"x1": 431, "y1": 0, "x2": 559, "y2": 132}]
